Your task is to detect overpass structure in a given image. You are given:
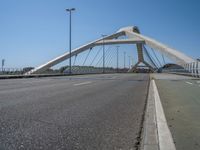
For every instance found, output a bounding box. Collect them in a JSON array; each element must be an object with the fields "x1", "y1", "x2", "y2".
[{"x1": 27, "y1": 26, "x2": 195, "y2": 74}]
